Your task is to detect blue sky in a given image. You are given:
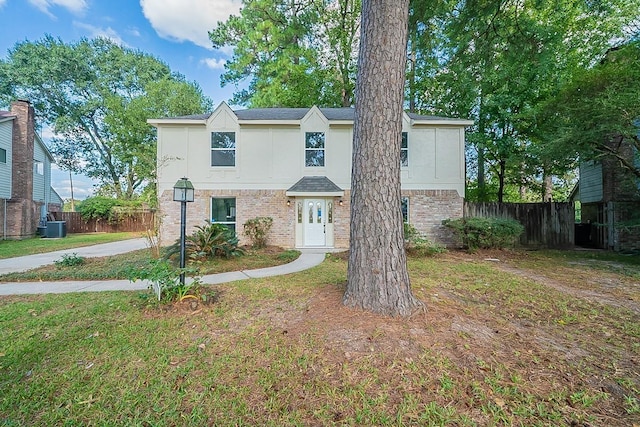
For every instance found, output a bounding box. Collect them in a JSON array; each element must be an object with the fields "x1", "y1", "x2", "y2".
[{"x1": 0, "y1": 0, "x2": 243, "y2": 200}]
